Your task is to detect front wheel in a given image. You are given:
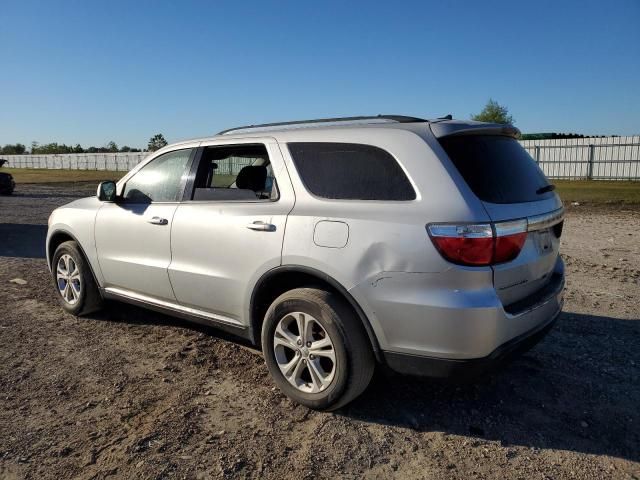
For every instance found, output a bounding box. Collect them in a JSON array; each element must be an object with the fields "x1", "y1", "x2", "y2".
[
  {"x1": 52, "y1": 240, "x2": 103, "y2": 316},
  {"x1": 261, "y1": 288, "x2": 374, "y2": 410}
]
